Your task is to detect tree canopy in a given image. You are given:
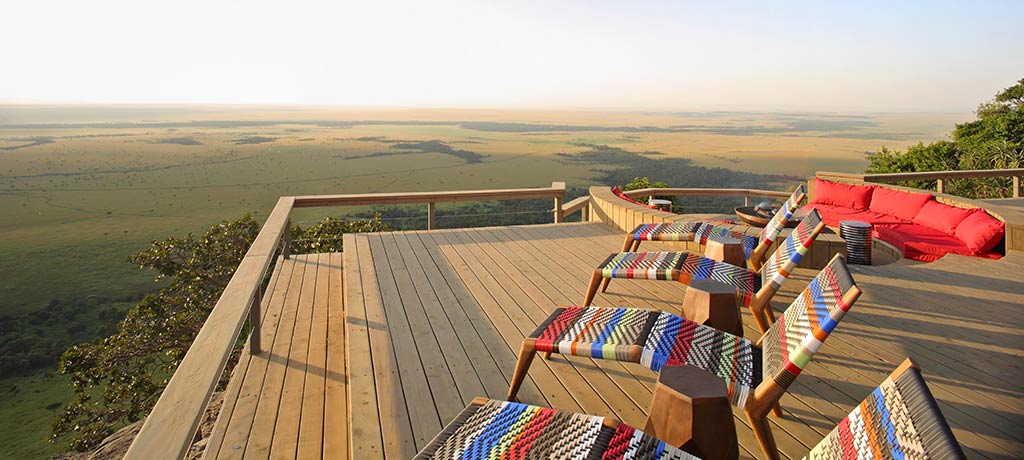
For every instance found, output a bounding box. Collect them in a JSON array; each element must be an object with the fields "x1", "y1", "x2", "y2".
[{"x1": 866, "y1": 78, "x2": 1023, "y2": 198}]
